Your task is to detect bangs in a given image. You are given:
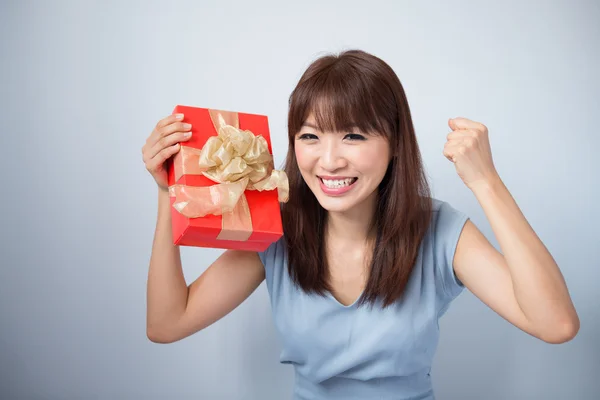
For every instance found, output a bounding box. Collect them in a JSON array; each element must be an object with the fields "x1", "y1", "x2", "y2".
[{"x1": 288, "y1": 59, "x2": 394, "y2": 138}]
